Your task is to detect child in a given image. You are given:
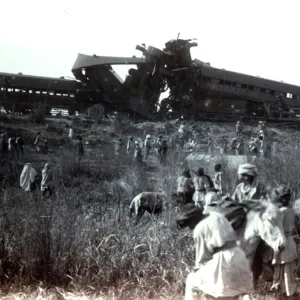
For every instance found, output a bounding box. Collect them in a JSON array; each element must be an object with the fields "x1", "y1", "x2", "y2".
[
  {"x1": 213, "y1": 163, "x2": 223, "y2": 195},
  {"x1": 270, "y1": 185, "x2": 297, "y2": 298}
]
